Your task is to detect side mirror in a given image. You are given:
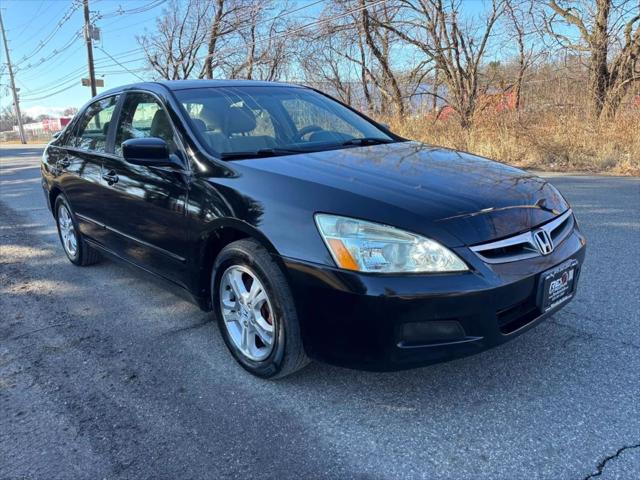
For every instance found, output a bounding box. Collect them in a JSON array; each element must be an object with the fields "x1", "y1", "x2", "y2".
[{"x1": 122, "y1": 137, "x2": 180, "y2": 168}]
